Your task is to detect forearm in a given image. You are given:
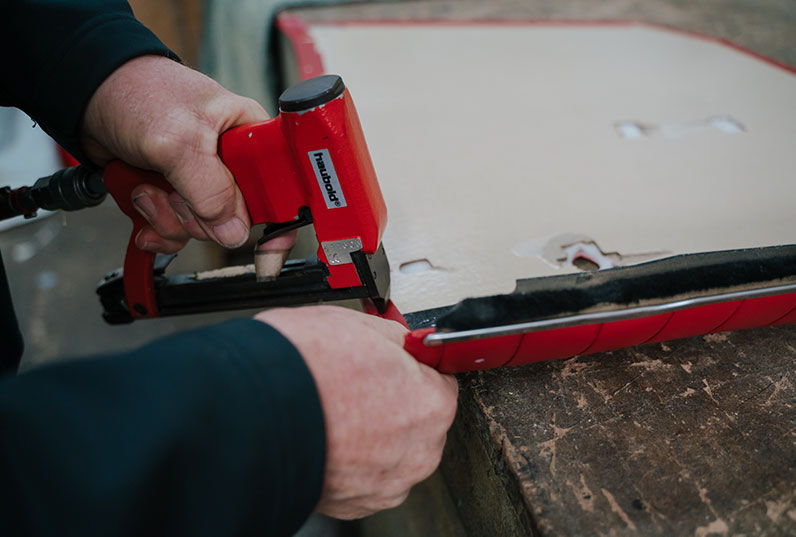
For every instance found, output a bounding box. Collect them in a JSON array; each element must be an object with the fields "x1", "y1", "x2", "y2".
[
  {"x1": 0, "y1": 319, "x2": 325, "y2": 536},
  {"x1": 0, "y1": 0, "x2": 178, "y2": 160}
]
